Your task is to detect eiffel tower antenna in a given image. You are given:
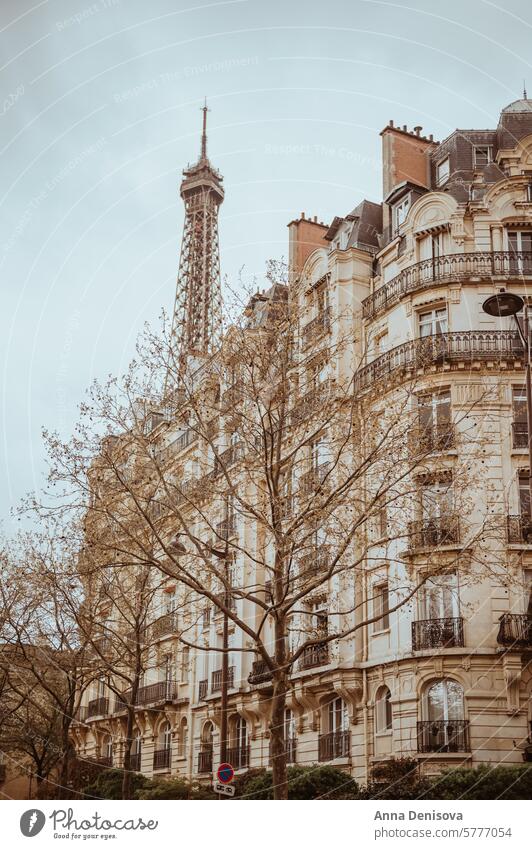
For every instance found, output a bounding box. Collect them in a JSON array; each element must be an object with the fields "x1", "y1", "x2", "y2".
[{"x1": 167, "y1": 100, "x2": 224, "y2": 389}]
